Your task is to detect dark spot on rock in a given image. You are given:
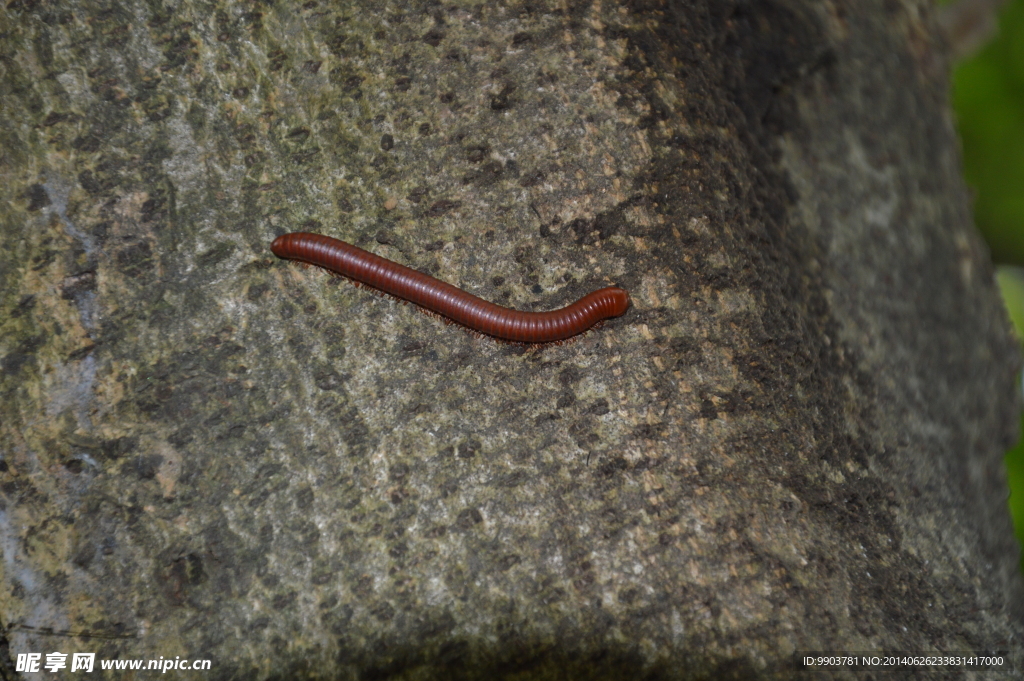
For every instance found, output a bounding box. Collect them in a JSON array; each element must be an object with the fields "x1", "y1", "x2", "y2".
[
  {"x1": 598, "y1": 457, "x2": 628, "y2": 477},
  {"x1": 422, "y1": 27, "x2": 445, "y2": 46},
  {"x1": 164, "y1": 553, "x2": 205, "y2": 604},
  {"x1": 407, "y1": 186, "x2": 428, "y2": 203},
  {"x1": 11, "y1": 294, "x2": 36, "y2": 318},
  {"x1": 78, "y1": 171, "x2": 101, "y2": 195},
  {"x1": 60, "y1": 271, "x2": 96, "y2": 299},
  {"x1": 140, "y1": 196, "x2": 165, "y2": 222},
  {"x1": 295, "y1": 486, "x2": 314, "y2": 510},
  {"x1": 497, "y1": 471, "x2": 528, "y2": 488},
  {"x1": 42, "y1": 111, "x2": 70, "y2": 126},
  {"x1": 72, "y1": 133, "x2": 101, "y2": 153},
  {"x1": 371, "y1": 601, "x2": 395, "y2": 621},
  {"x1": 389, "y1": 463, "x2": 409, "y2": 481},
  {"x1": 559, "y1": 366, "x2": 581, "y2": 386},
  {"x1": 68, "y1": 344, "x2": 96, "y2": 361},
  {"x1": 247, "y1": 282, "x2": 270, "y2": 301},
  {"x1": 101, "y1": 436, "x2": 138, "y2": 460},
  {"x1": 298, "y1": 521, "x2": 320, "y2": 546},
  {"x1": 466, "y1": 145, "x2": 489, "y2": 163},
  {"x1": 134, "y1": 454, "x2": 162, "y2": 480},
  {"x1": 671, "y1": 337, "x2": 703, "y2": 367},
  {"x1": 593, "y1": 212, "x2": 620, "y2": 239},
  {"x1": 569, "y1": 217, "x2": 592, "y2": 239},
  {"x1": 632, "y1": 423, "x2": 666, "y2": 440},
  {"x1": 425, "y1": 199, "x2": 460, "y2": 217},
  {"x1": 462, "y1": 161, "x2": 501, "y2": 186},
  {"x1": 490, "y1": 84, "x2": 515, "y2": 111},
  {"x1": 198, "y1": 243, "x2": 235, "y2": 268},
  {"x1": 25, "y1": 184, "x2": 49, "y2": 211},
  {"x1": 314, "y1": 368, "x2": 344, "y2": 391},
  {"x1": 267, "y1": 49, "x2": 287, "y2": 71},
  {"x1": 114, "y1": 241, "x2": 151, "y2": 276},
  {"x1": 520, "y1": 169, "x2": 546, "y2": 187},
  {"x1": 456, "y1": 508, "x2": 483, "y2": 529},
  {"x1": 271, "y1": 591, "x2": 296, "y2": 609},
  {"x1": 457, "y1": 440, "x2": 478, "y2": 459},
  {"x1": 498, "y1": 554, "x2": 522, "y2": 570}
]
